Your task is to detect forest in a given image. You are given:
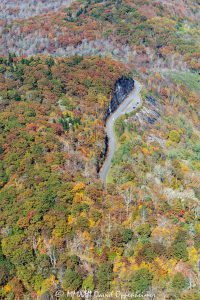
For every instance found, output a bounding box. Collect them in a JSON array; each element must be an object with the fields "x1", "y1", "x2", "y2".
[{"x1": 0, "y1": 0, "x2": 199, "y2": 299}]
